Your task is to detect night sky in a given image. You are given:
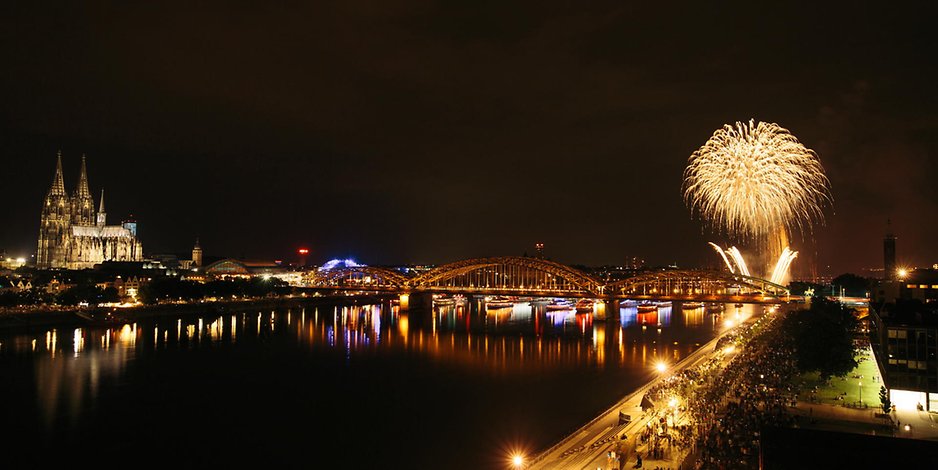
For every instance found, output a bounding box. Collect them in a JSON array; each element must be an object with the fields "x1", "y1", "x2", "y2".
[{"x1": 2, "y1": 2, "x2": 936, "y2": 277}]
